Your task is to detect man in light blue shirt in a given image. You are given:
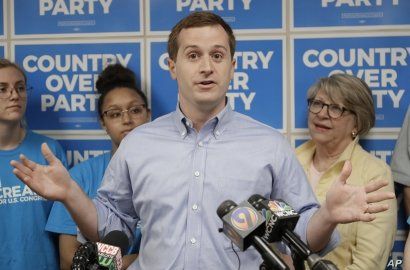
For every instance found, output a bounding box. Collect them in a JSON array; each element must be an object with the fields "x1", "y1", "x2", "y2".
[{"x1": 11, "y1": 11, "x2": 395, "y2": 270}]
